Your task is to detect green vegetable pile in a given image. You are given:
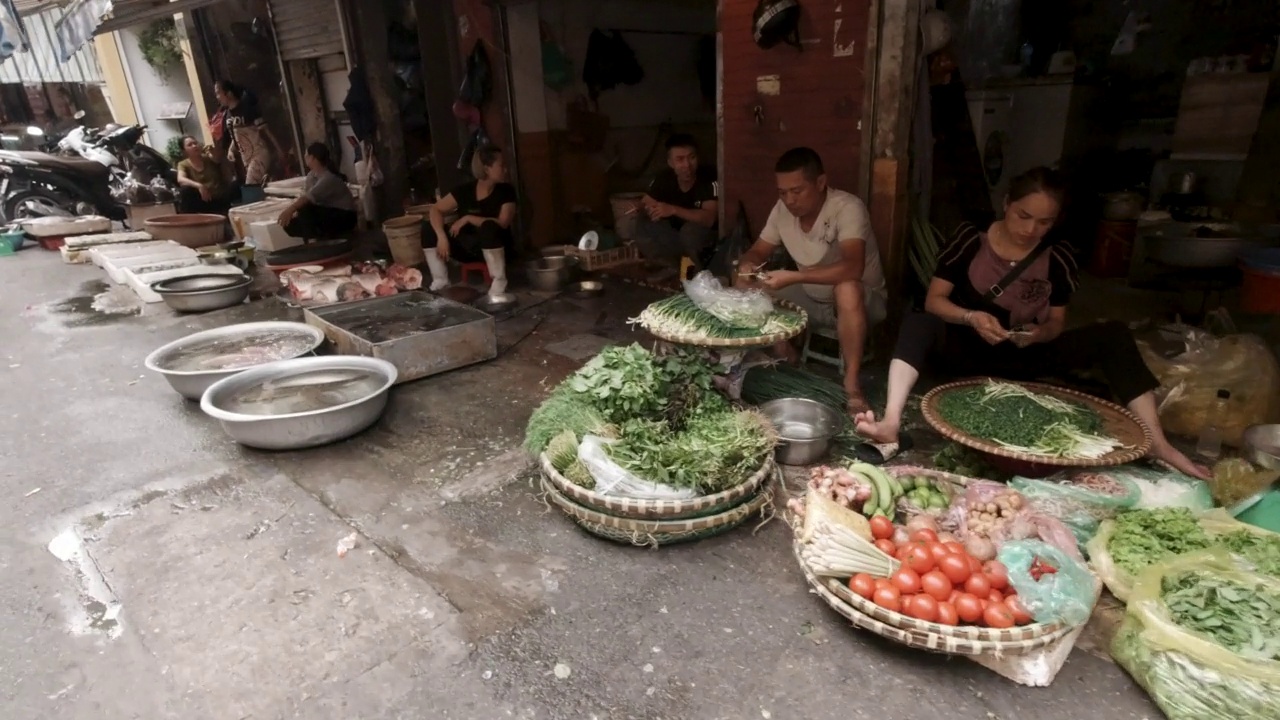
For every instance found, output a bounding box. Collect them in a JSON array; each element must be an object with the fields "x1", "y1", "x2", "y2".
[
  {"x1": 1218, "y1": 531, "x2": 1280, "y2": 577},
  {"x1": 1107, "y1": 508, "x2": 1213, "y2": 576},
  {"x1": 936, "y1": 381, "x2": 1120, "y2": 459},
  {"x1": 633, "y1": 293, "x2": 806, "y2": 340},
  {"x1": 609, "y1": 407, "x2": 777, "y2": 494},
  {"x1": 1162, "y1": 571, "x2": 1280, "y2": 661}
]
